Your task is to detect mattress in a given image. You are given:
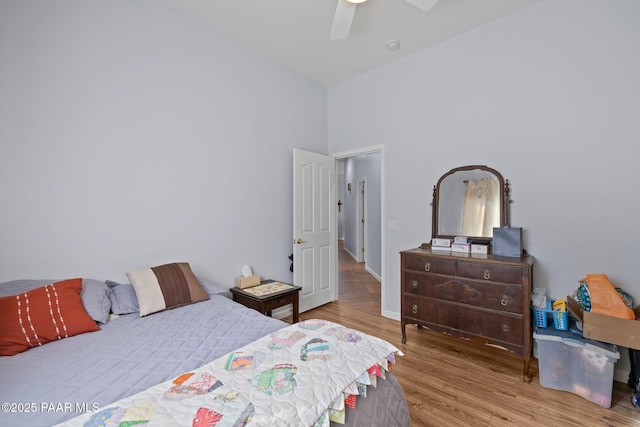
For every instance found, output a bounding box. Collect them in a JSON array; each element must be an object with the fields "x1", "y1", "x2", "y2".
[{"x1": 0, "y1": 288, "x2": 409, "y2": 426}]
